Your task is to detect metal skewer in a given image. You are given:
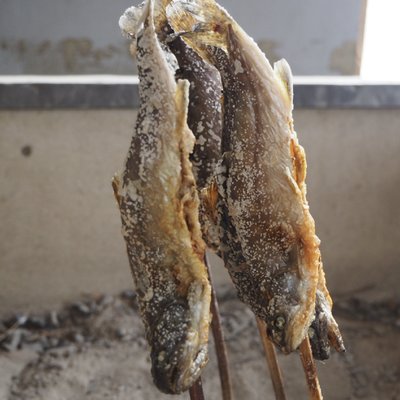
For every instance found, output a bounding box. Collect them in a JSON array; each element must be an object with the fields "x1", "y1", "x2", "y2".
[
  {"x1": 299, "y1": 336, "x2": 323, "y2": 400},
  {"x1": 256, "y1": 318, "x2": 287, "y2": 400}
]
